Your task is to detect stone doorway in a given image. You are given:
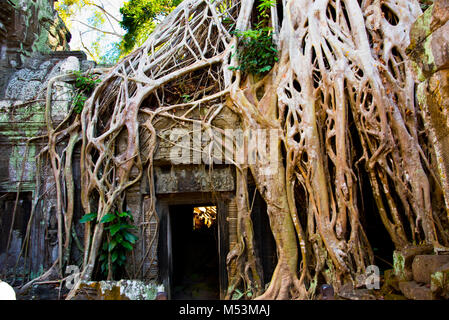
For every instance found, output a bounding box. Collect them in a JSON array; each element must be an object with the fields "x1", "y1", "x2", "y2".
[
  {"x1": 0, "y1": 192, "x2": 32, "y2": 274},
  {"x1": 170, "y1": 204, "x2": 219, "y2": 299},
  {"x1": 156, "y1": 192, "x2": 231, "y2": 299}
]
